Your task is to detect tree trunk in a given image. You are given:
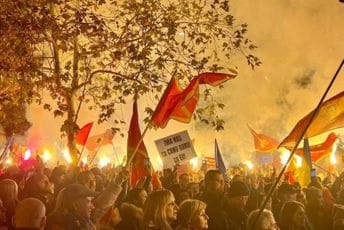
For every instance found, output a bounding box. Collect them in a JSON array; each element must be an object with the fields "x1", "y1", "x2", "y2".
[{"x1": 65, "y1": 93, "x2": 79, "y2": 165}]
